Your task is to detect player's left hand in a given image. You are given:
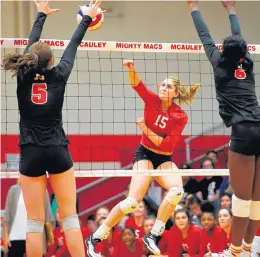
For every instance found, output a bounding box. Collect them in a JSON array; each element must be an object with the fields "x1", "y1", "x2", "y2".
[
  {"x1": 35, "y1": 0, "x2": 60, "y2": 15},
  {"x1": 136, "y1": 117, "x2": 146, "y2": 129}
]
